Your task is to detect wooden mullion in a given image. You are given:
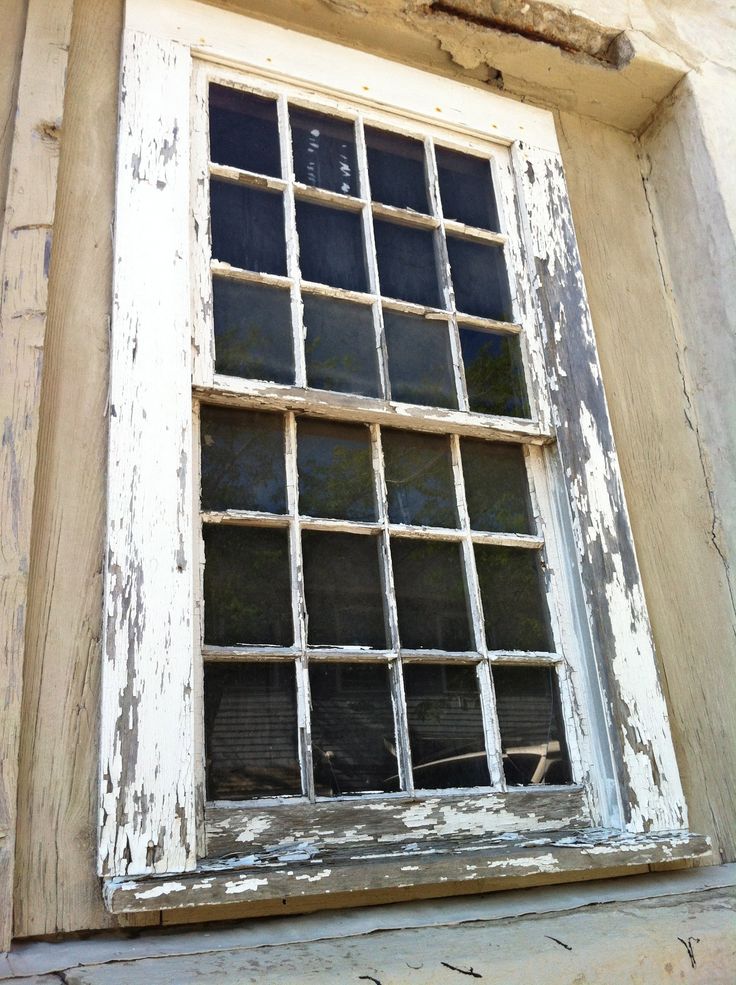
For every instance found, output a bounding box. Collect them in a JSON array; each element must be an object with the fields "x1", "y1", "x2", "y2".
[
  {"x1": 209, "y1": 162, "x2": 287, "y2": 192},
  {"x1": 371, "y1": 201, "x2": 439, "y2": 229},
  {"x1": 355, "y1": 114, "x2": 391, "y2": 401},
  {"x1": 284, "y1": 412, "x2": 314, "y2": 799},
  {"x1": 451, "y1": 434, "x2": 505, "y2": 789},
  {"x1": 210, "y1": 262, "x2": 292, "y2": 290},
  {"x1": 293, "y1": 181, "x2": 366, "y2": 211},
  {"x1": 277, "y1": 95, "x2": 307, "y2": 389},
  {"x1": 443, "y1": 217, "x2": 506, "y2": 245},
  {"x1": 425, "y1": 136, "x2": 469, "y2": 414},
  {"x1": 201, "y1": 510, "x2": 290, "y2": 528},
  {"x1": 371, "y1": 424, "x2": 413, "y2": 795},
  {"x1": 456, "y1": 313, "x2": 522, "y2": 335}
]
